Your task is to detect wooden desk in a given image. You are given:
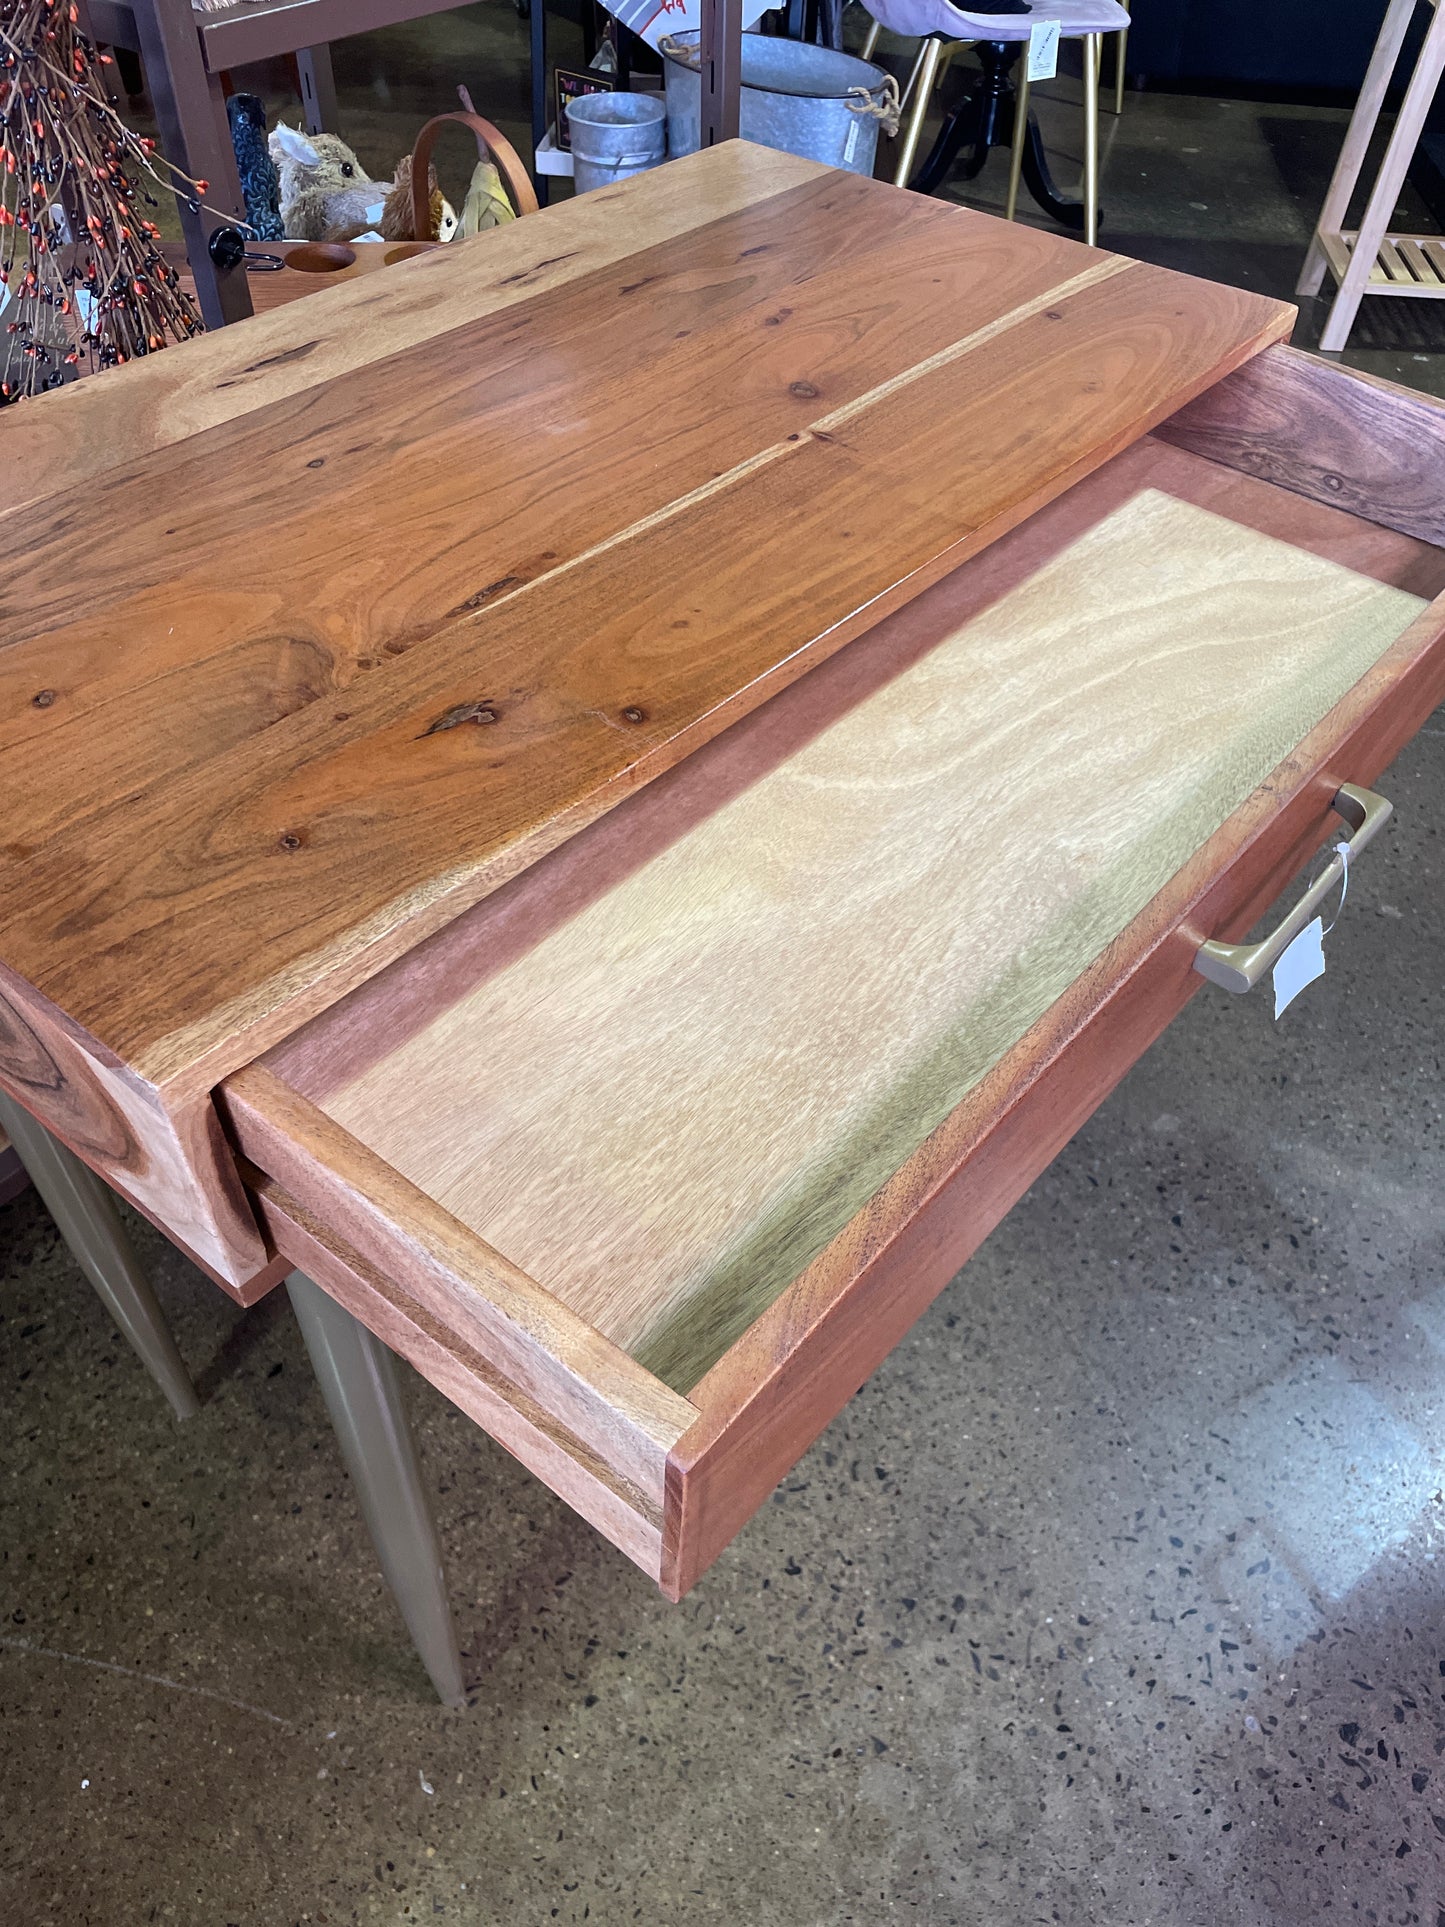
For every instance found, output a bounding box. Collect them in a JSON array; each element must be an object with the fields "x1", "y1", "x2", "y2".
[{"x1": 4, "y1": 144, "x2": 1444, "y2": 1605}]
